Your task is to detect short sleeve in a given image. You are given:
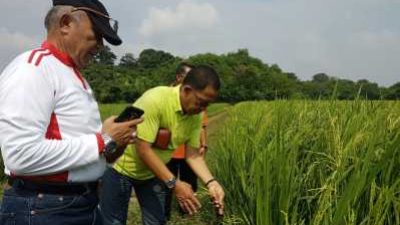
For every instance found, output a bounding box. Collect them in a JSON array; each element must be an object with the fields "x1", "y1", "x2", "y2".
[{"x1": 134, "y1": 92, "x2": 160, "y2": 143}]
